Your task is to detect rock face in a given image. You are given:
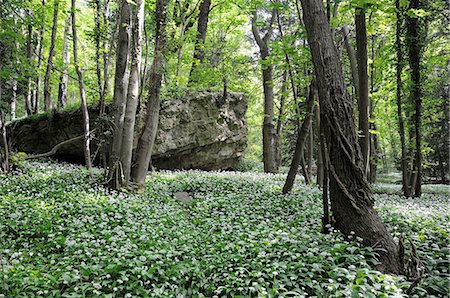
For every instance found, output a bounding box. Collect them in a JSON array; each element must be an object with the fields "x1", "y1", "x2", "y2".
[{"x1": 7, "y1": 91, "x2": 247, "y2": 170}]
